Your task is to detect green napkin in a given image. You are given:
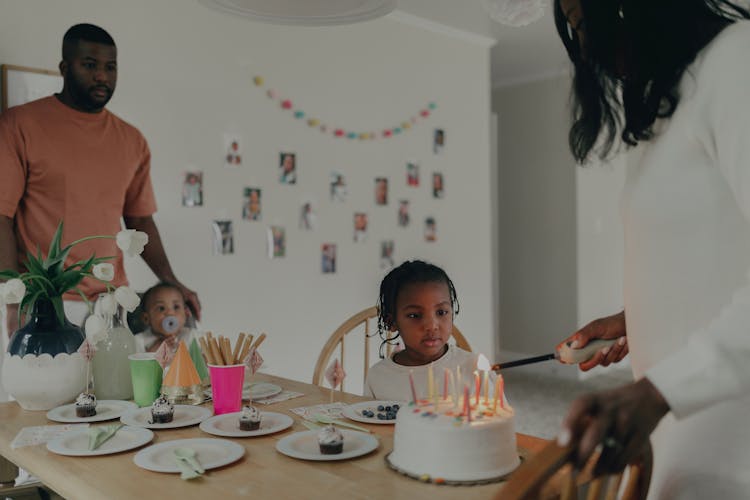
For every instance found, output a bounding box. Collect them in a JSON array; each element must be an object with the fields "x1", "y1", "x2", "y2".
[
  {"x1": 189, "y1": 337, "x2": 209, "y2": 383},
  {"x1": 87, "y1": 423, "x2": 124, "y2": 450}
]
